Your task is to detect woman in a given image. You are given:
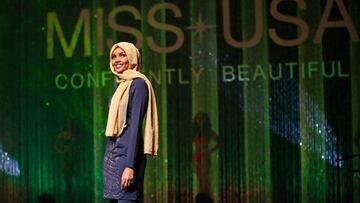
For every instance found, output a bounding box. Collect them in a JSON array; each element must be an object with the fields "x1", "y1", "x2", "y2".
[
  {"x1": 103, "y1": 42, "x2": 158, "y2": 203},
  {"x1": 192, "y1": 112, "x2": 220, "y2": 195}
]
